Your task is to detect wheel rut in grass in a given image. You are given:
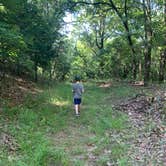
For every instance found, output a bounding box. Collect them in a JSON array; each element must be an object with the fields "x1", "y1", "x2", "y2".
[{"x1": 49, "y1": 119, "x2": 98, "y2": 165}]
